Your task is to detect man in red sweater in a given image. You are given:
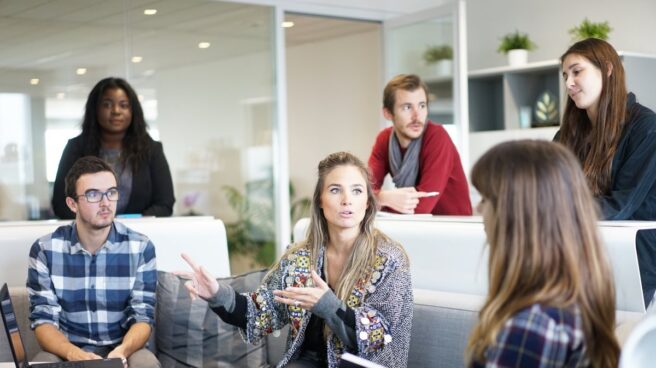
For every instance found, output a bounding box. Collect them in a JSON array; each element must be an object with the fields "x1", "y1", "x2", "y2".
[{"x1": 368, "y1": 74, "x2": 472, "y2": 215}]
